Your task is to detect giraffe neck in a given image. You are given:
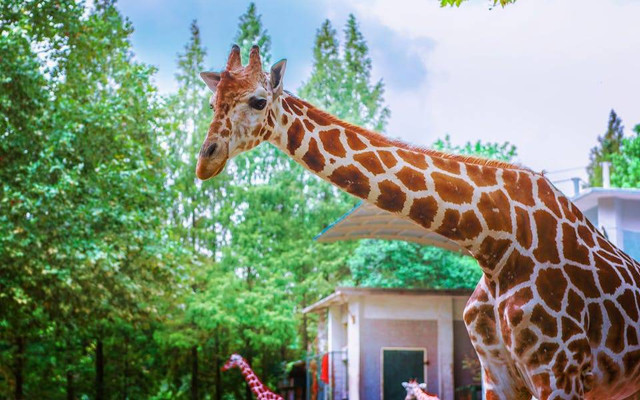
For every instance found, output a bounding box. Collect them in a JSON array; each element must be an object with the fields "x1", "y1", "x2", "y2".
[
  {"x1": 267, "y1": 93, "x2": 549, "y2": 275},
  {"x1": 236, "y1": 361, "x2": 272, "y2": 398}
]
